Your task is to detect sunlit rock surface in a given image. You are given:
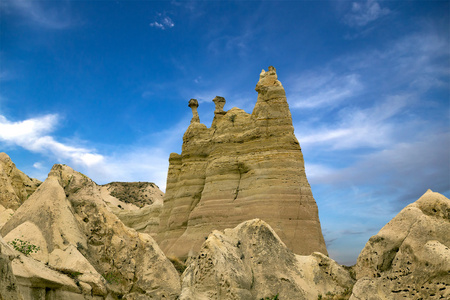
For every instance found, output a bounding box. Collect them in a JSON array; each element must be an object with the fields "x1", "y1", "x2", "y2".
[{"x1": 156, "y1": 66, "x2": 328, "y2": 259}]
